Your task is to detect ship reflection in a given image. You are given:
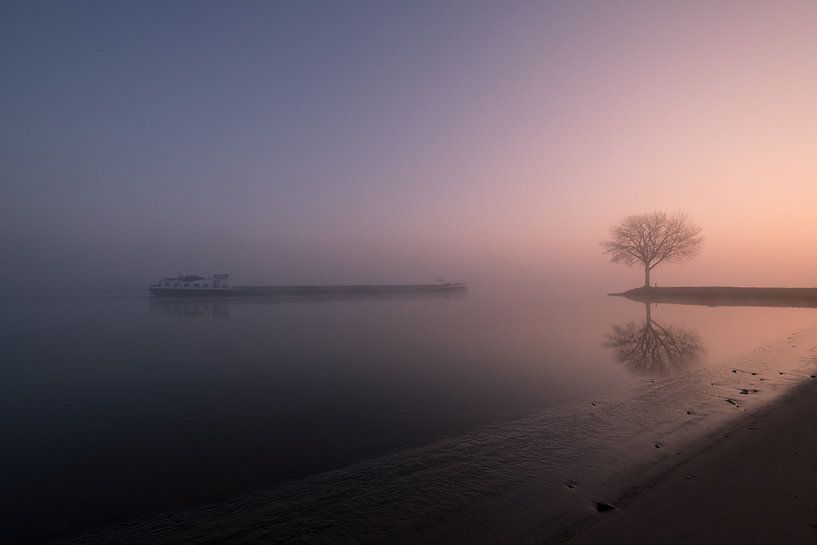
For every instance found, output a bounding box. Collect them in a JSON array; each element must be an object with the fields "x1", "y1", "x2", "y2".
[
  {"x1": 149, "y1": 298, "x2": 231, "y2": 319},
  {"x1": 604, "y1": 303, "x2": 704, "y2": 375}
]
